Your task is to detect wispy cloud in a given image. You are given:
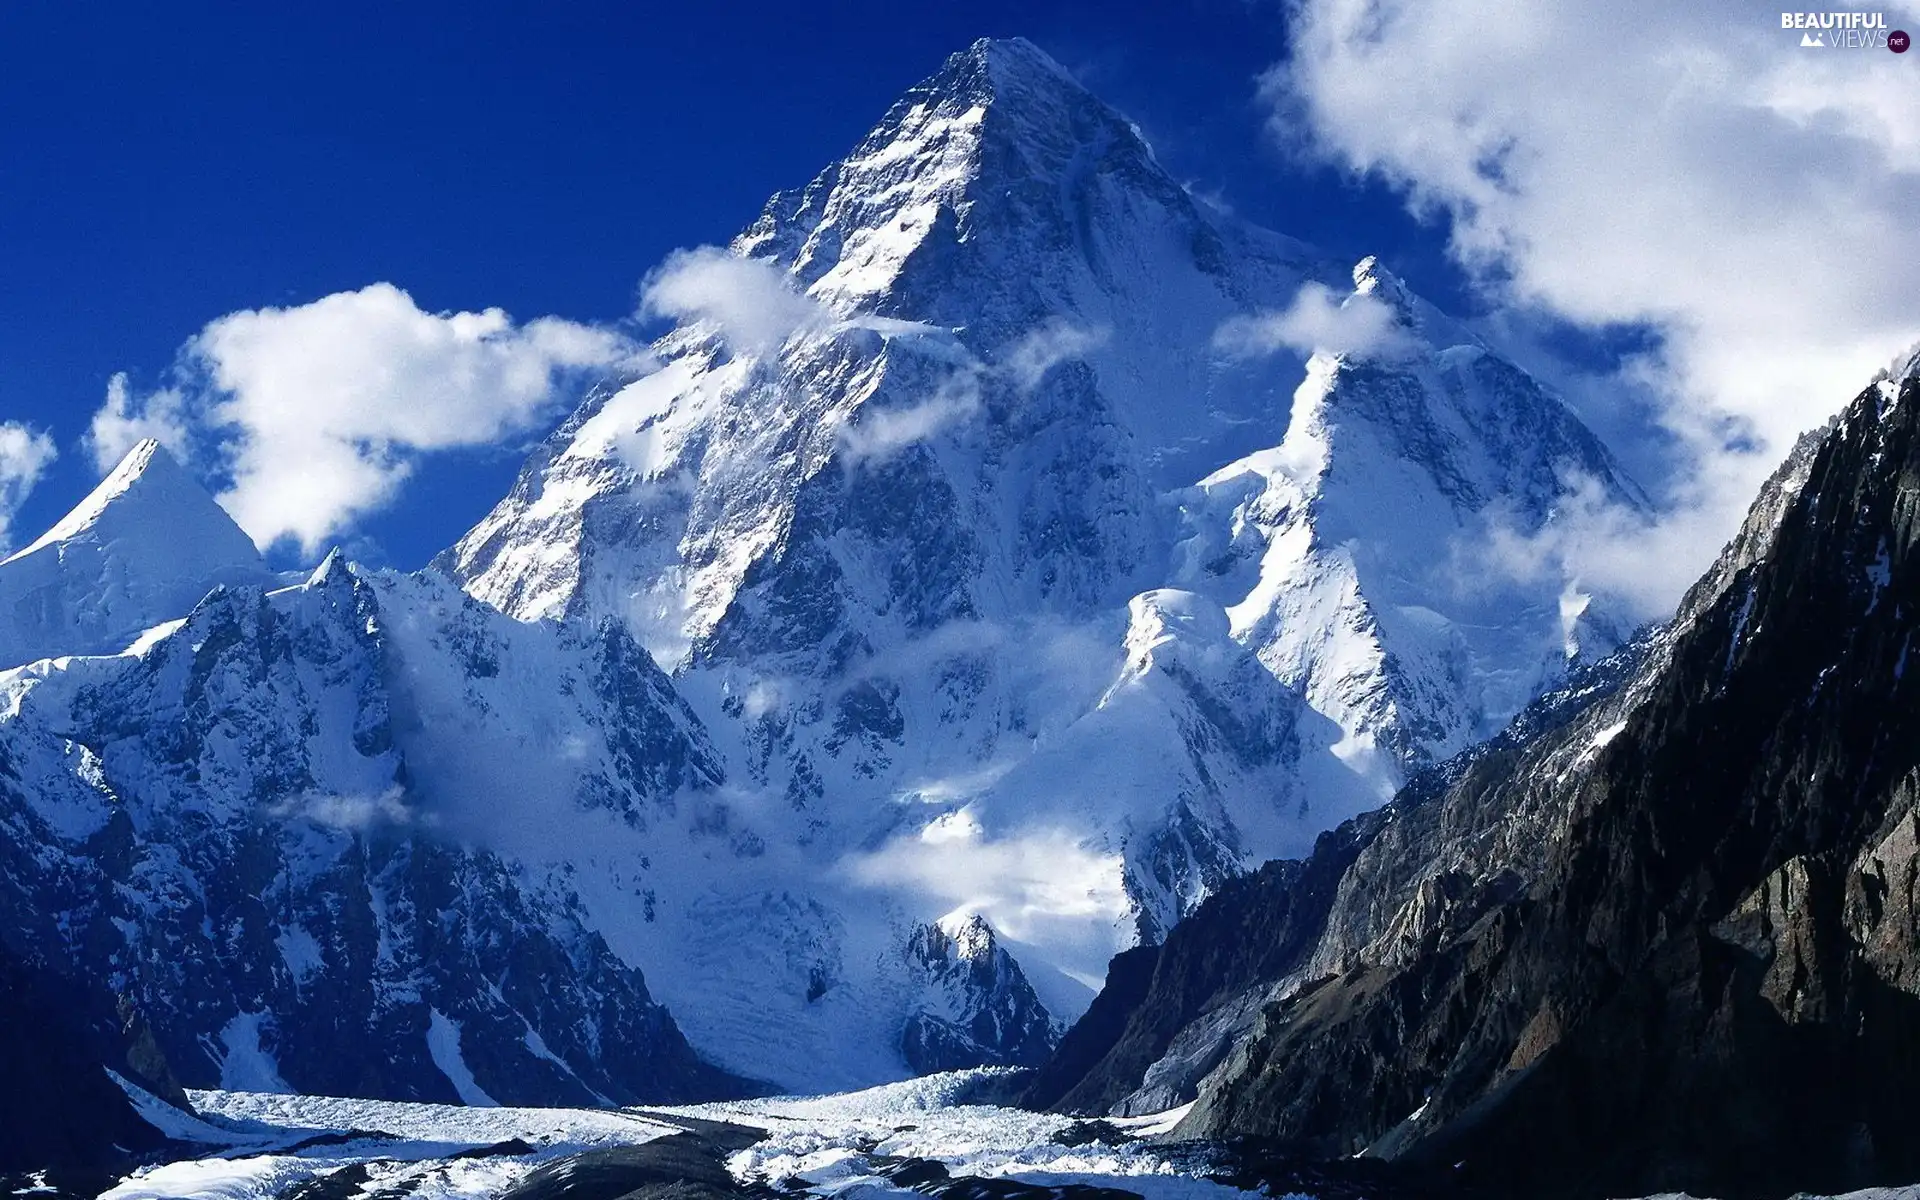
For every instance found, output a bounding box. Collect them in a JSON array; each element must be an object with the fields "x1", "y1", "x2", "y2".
[
  {"x1": 273, "y1": 786, "x2": 424, "y2": 831},
  {"x1": 837, "y1": 367, "x2": 984, "y2": 465},
  {"x1": 1001, "y1": 319, "x2": 1109, "y2": 392},
  {"x1": 641, "y1": 247, "x2": 833, "y2": 354},
  {"x1": 1213, "y1": 282, "x2": 1410, "y2": 361},
  {"x1": 89, "y1": 374, "x2": 190, "y2": 472},
  {"x1": 641, "y1": 245, "x2": 937, "y2": 356},
  {"x1": 843, "y1": 807, "x2": 1128, "y2": 944}
]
